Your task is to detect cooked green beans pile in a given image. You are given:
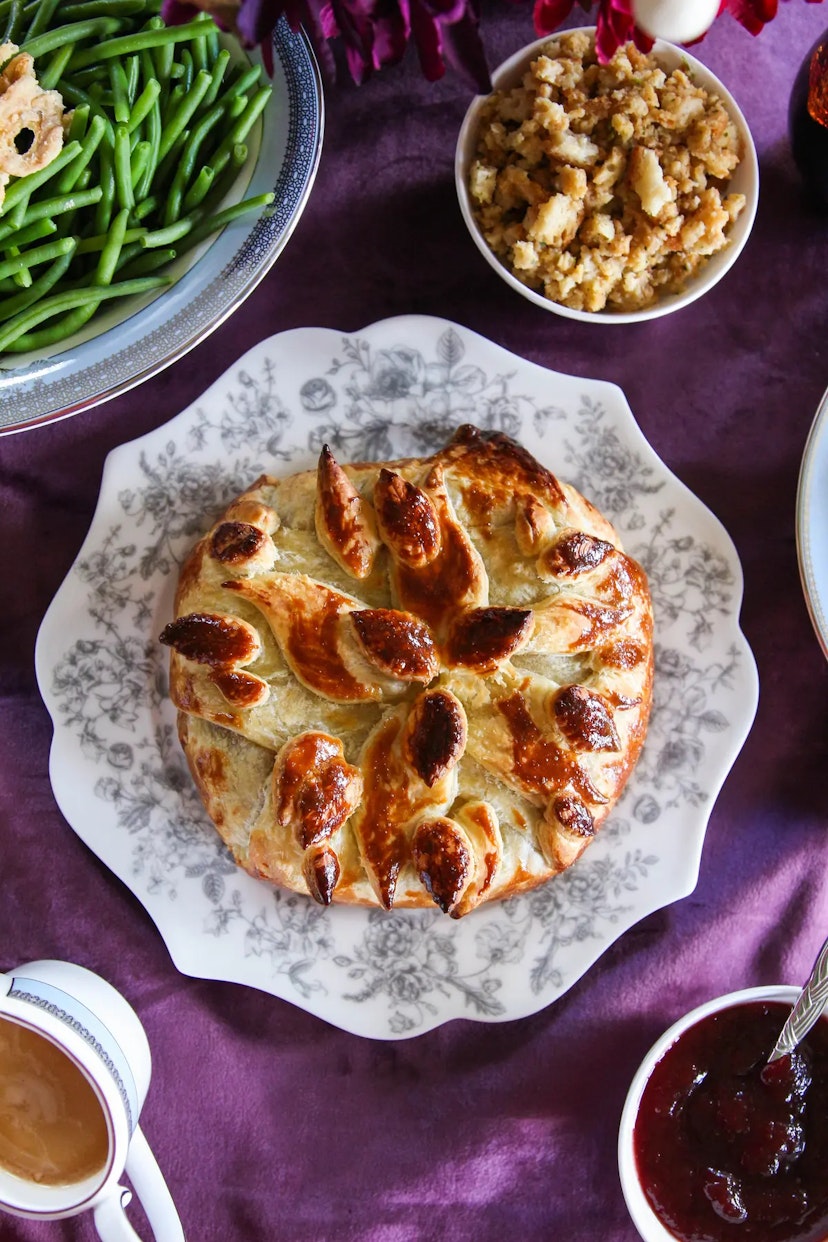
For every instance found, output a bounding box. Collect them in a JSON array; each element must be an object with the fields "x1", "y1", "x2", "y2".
[{"x1": 0, "y1": 0, "x2": 274, "y2": 355}]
